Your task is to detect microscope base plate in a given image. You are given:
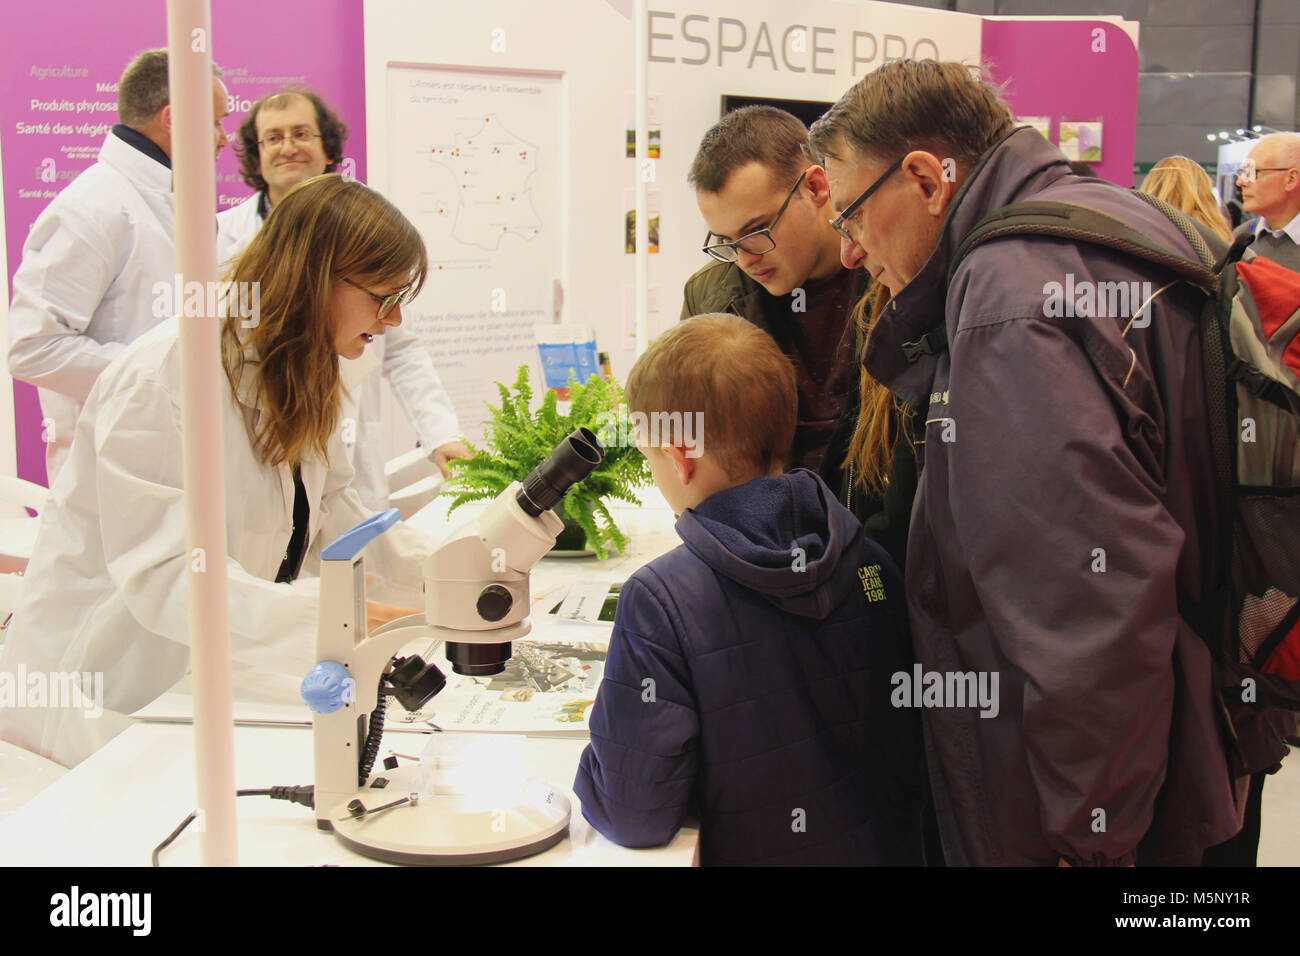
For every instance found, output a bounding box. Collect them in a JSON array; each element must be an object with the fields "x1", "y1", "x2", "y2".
[{"x1": 326, "y1": 764, "x2": 570, "y2": 866}]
